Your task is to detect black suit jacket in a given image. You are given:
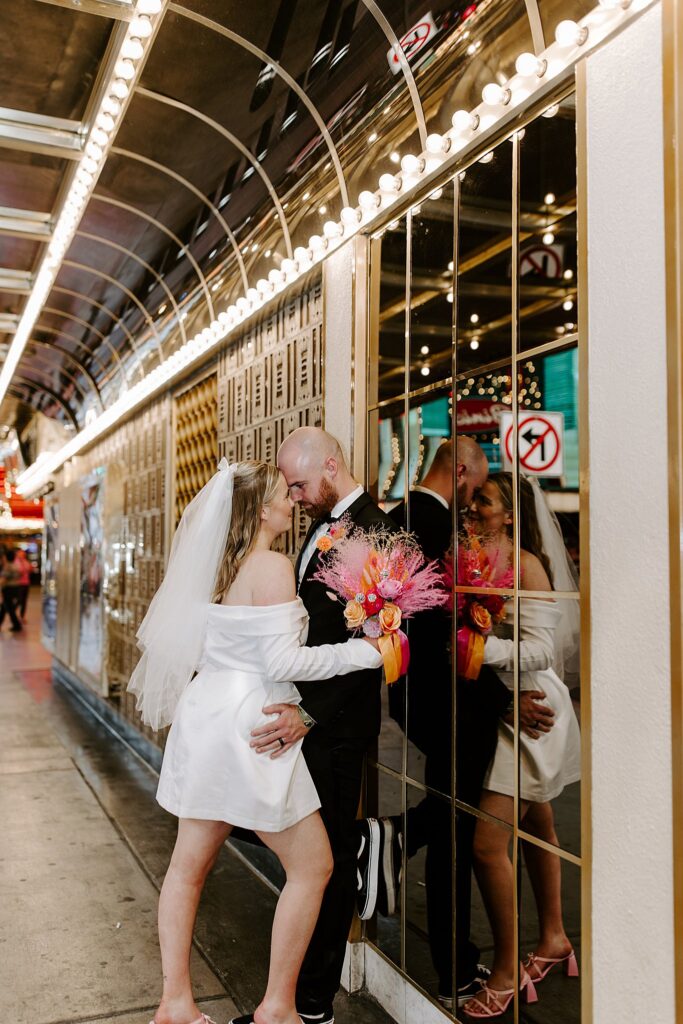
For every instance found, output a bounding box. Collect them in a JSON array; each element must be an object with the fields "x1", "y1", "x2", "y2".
[
  {"x1": 387, "y1": 490, "x2": 511, "y2": 755},
  {"x1": 295, "y1": 491, "x2": 398, "y2": 739}
]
